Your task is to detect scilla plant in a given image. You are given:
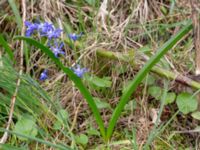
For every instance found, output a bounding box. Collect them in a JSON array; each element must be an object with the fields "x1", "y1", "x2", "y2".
[{"x1": 15, "y1": 19, "x2": 193, "y2": 142}]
